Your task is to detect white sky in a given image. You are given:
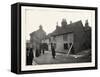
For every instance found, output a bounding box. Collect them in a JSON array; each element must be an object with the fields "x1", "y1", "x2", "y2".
[{"x1": 22, "y1": 6, "x2": 95, "y2": 40}]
